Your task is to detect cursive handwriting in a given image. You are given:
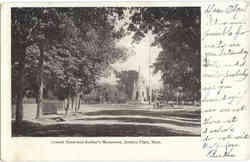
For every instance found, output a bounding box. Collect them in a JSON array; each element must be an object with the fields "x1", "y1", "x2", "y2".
[{"x1": 202, "y1": 1, "x2": 249, "y2": 159}]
